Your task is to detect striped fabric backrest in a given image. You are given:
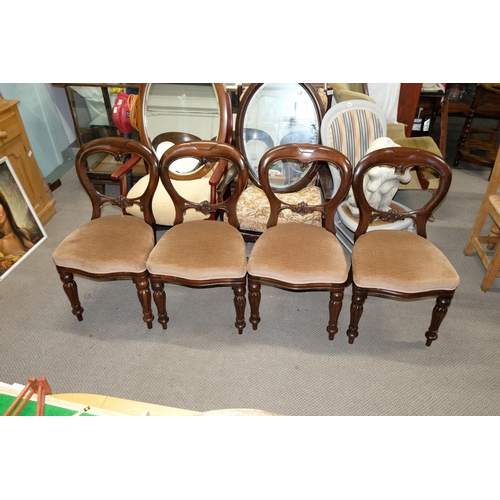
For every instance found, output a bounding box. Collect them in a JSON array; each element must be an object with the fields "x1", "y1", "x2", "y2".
[{"x1": 321, "y1": 101, "x2": 387, "y2": 166}]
